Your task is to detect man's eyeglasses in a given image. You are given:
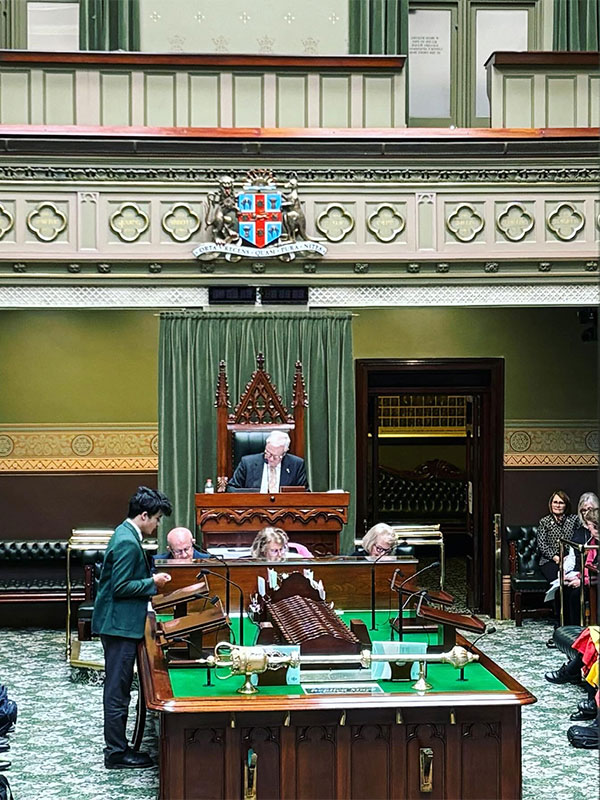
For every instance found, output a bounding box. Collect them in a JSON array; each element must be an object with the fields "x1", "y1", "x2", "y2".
[
  {"x1": 169, "y1": 545, "x2": 193, "y2": 557},
  {"x1": 264, "y1": 449, "x2": 284, "y2": 462}
]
